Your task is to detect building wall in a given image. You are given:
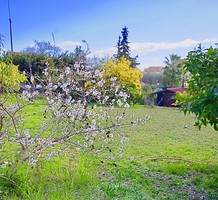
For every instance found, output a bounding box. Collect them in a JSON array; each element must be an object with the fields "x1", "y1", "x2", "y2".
[{"x1": 143, "y1": 66, "x2": 163, "y2": 74}]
